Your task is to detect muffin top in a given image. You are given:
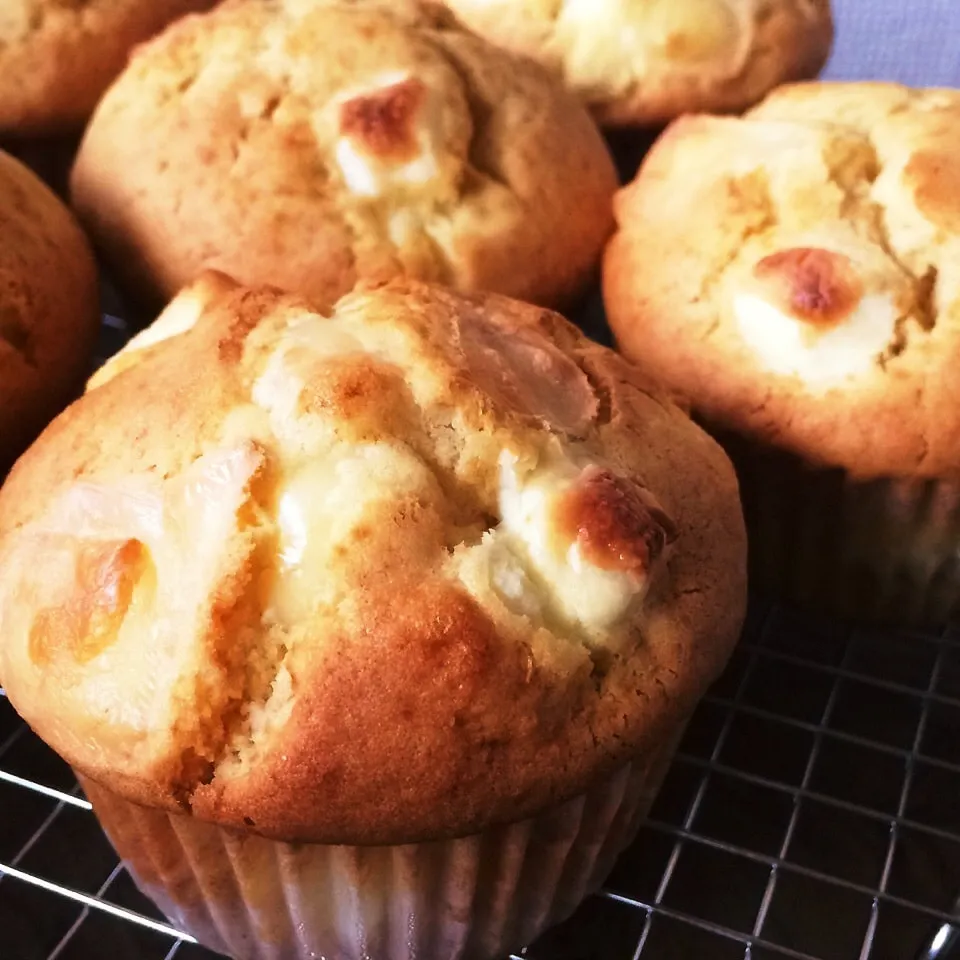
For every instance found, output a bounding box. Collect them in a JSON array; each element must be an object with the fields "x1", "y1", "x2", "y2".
[
  {"x1": 0, "y1": 274, "x2": 744, "y2": 844},
  {"x1": 604, "y1": 82, "x2": 960, "y2": 479},
  {"x1": 439, "y1": 0, "x2": 832, "y2": 127},
  {"x1": 0, "y1": 0, "x2": 217, "y2": 134},
  {"x1": 0, "y1": 148, "x2": 99, "y2": 469},
  {"x1": 69, "y1": 0, "x2": 617, "y2": 314}
]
